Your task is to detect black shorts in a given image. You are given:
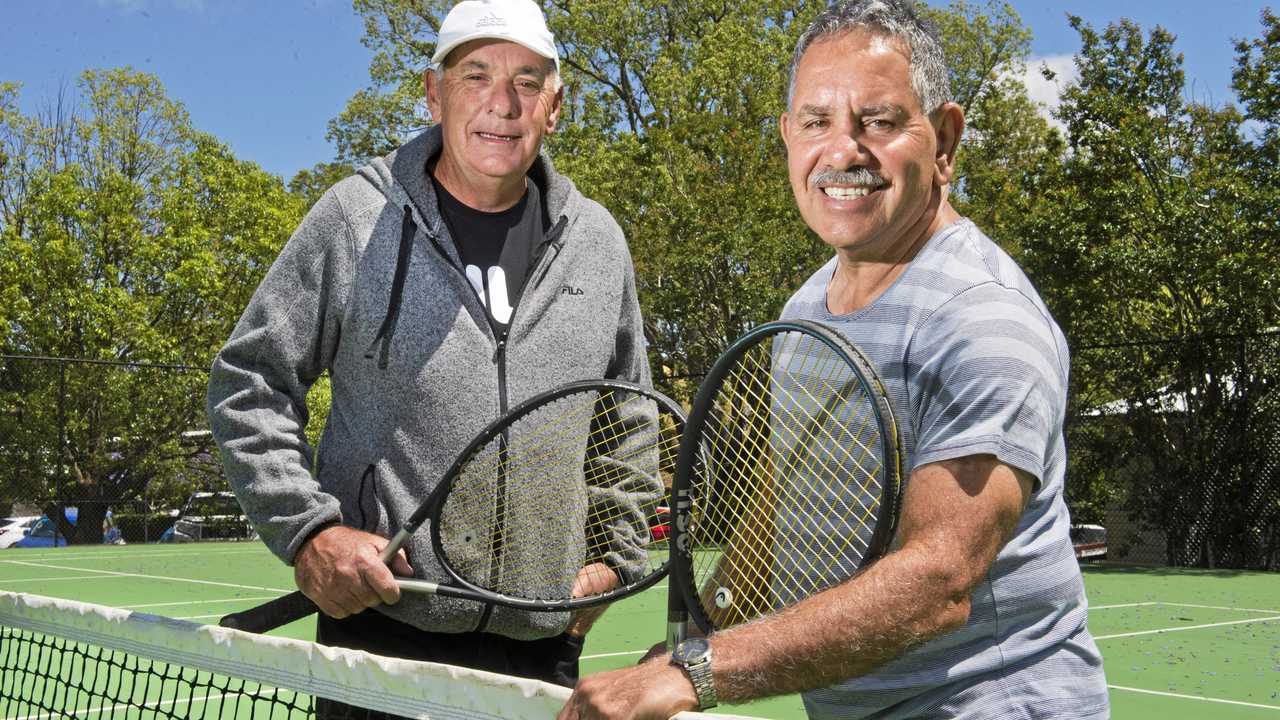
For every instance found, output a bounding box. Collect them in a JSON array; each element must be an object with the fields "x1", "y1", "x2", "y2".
[{"x1": 313, "y1": 609, "x2": 584, "y2": 720}]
